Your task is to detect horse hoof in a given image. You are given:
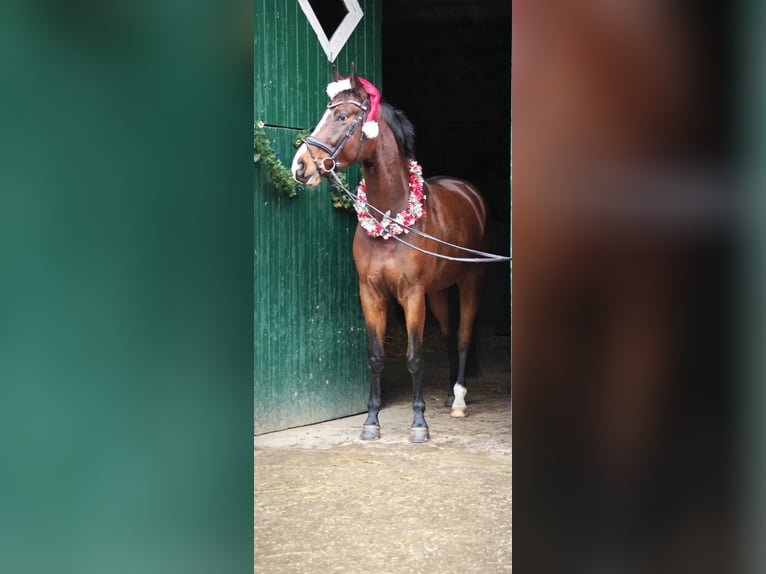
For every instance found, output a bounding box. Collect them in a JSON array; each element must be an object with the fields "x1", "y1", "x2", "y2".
[
  {"x1": 360, "y1": 425, "x2": 381, "y2": 441},
  {"x1": 444, "y1": 397, "x2": 454, "y2": 408},
  {"x1": 450, "y1": 406, "x2": 468, "y2": 418},
  {"x1": 409, "y1": 427, "x2": 430, "y2": 443}
]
